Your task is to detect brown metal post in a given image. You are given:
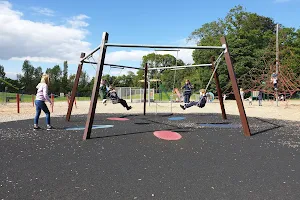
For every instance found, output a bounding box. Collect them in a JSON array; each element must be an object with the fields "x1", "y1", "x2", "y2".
[
  {"x1": 66, "y1": 52, "x2": 85, "y2": 121},
  {"x1": 211, "y1": 57, "x2": 227, "y2": 120},
  {"x1": 83, "y1": 32, "x2": 109, "y2": 140},
  {"x1": 220, "y1": 36, "x2": 251, "y2": 136},
  {"x1": 143, "y1": 63, "x2": 148, "y2": 115}
]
